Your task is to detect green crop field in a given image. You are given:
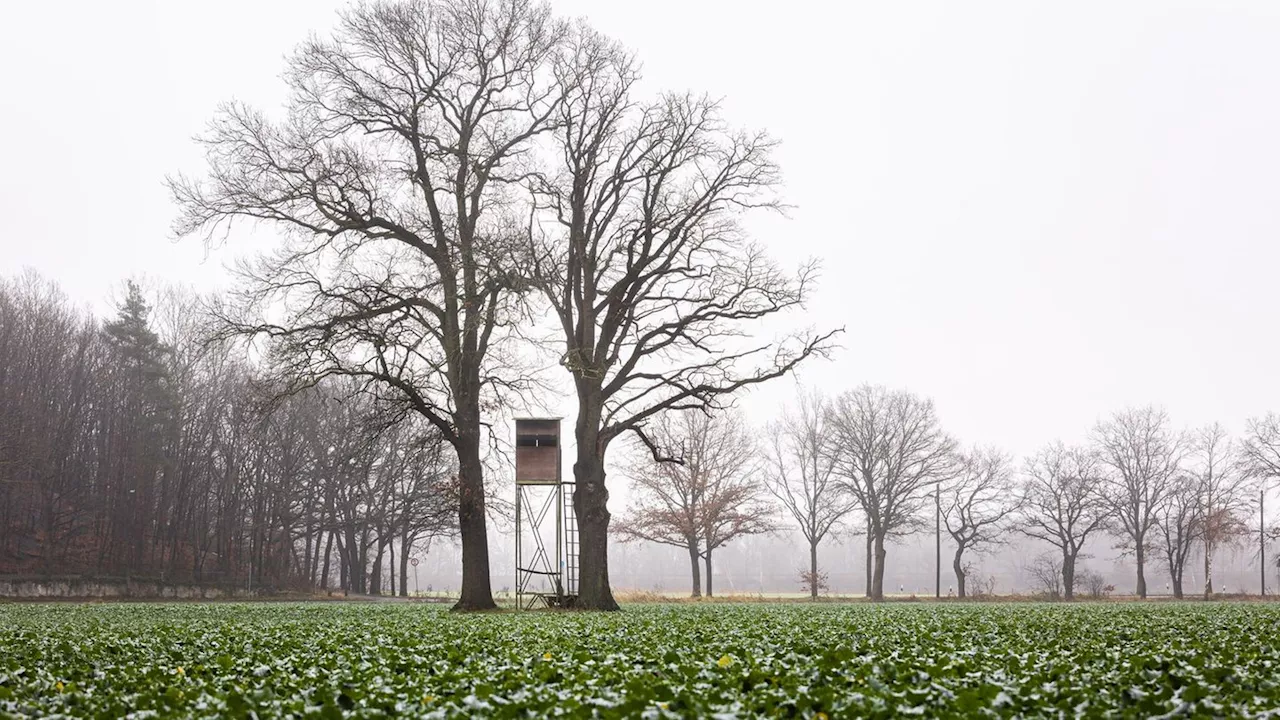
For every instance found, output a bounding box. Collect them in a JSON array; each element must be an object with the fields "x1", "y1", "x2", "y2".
[{"x1": 2, "y1": 602, "x2": 1279, "y2": 718}]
